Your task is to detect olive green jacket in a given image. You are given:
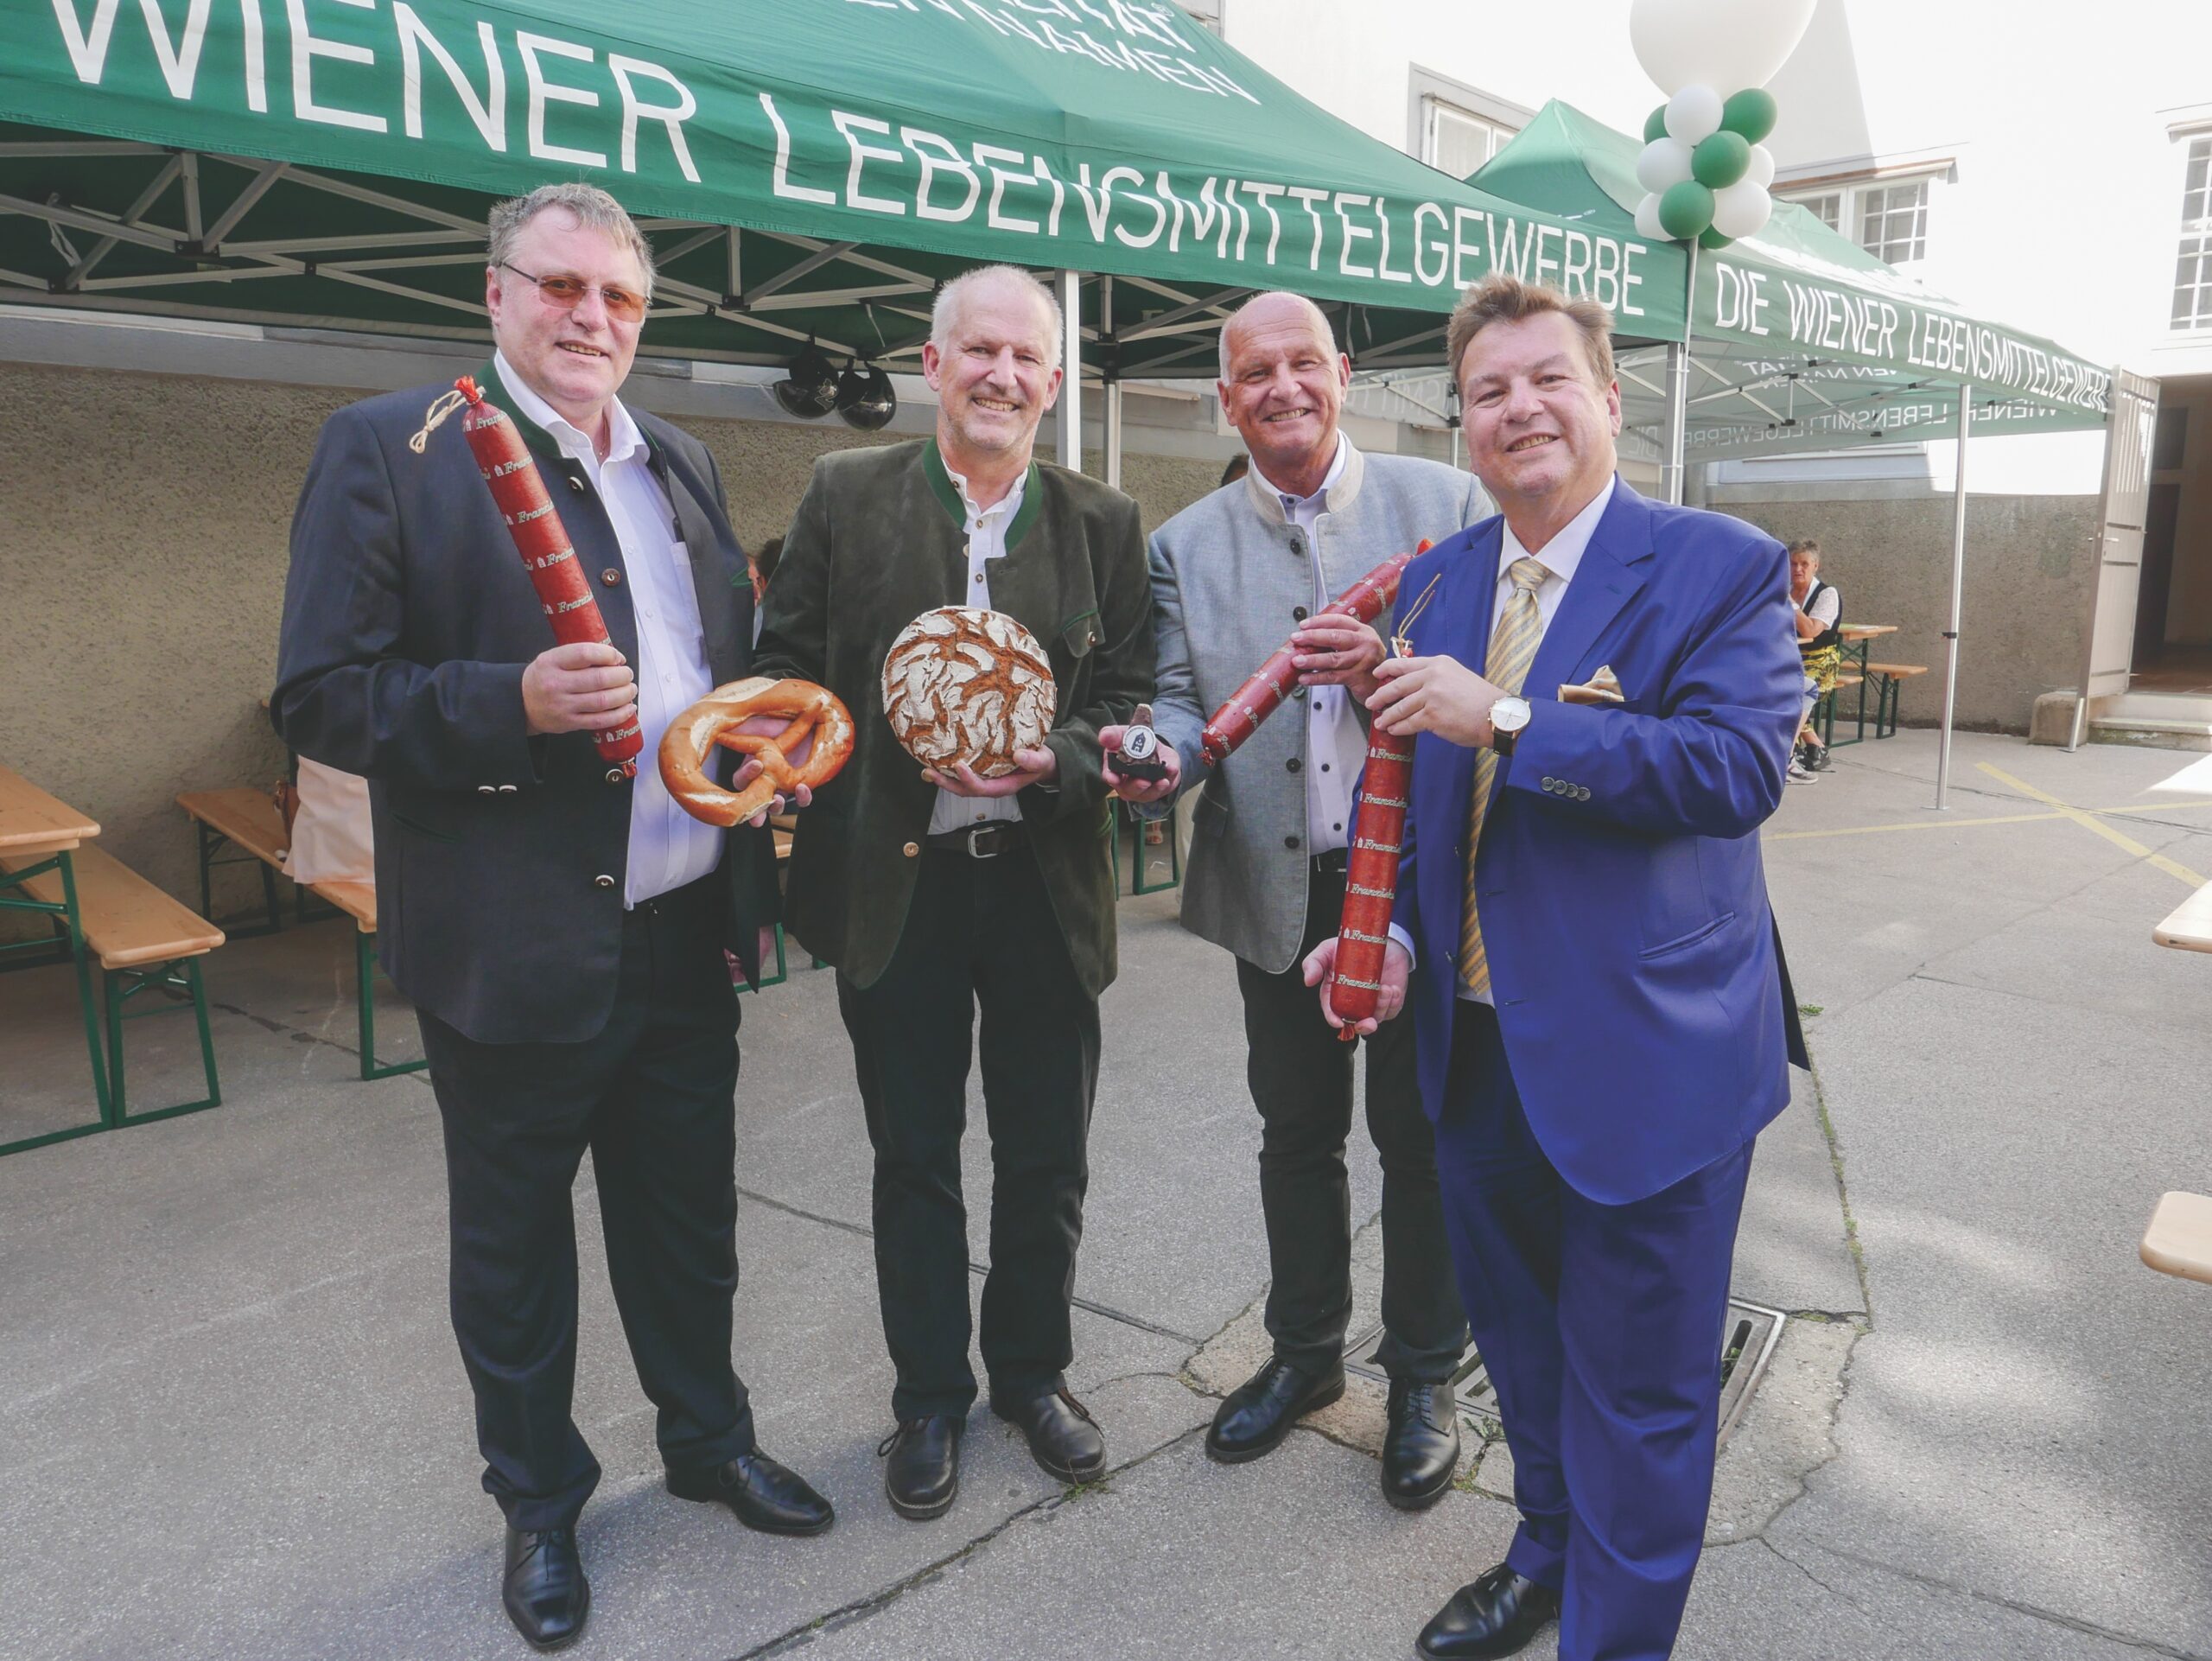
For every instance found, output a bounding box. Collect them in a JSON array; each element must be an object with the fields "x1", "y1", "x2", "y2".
[{"x1": 754, "y1": 438, "x2": 1154, "y2": 996}]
